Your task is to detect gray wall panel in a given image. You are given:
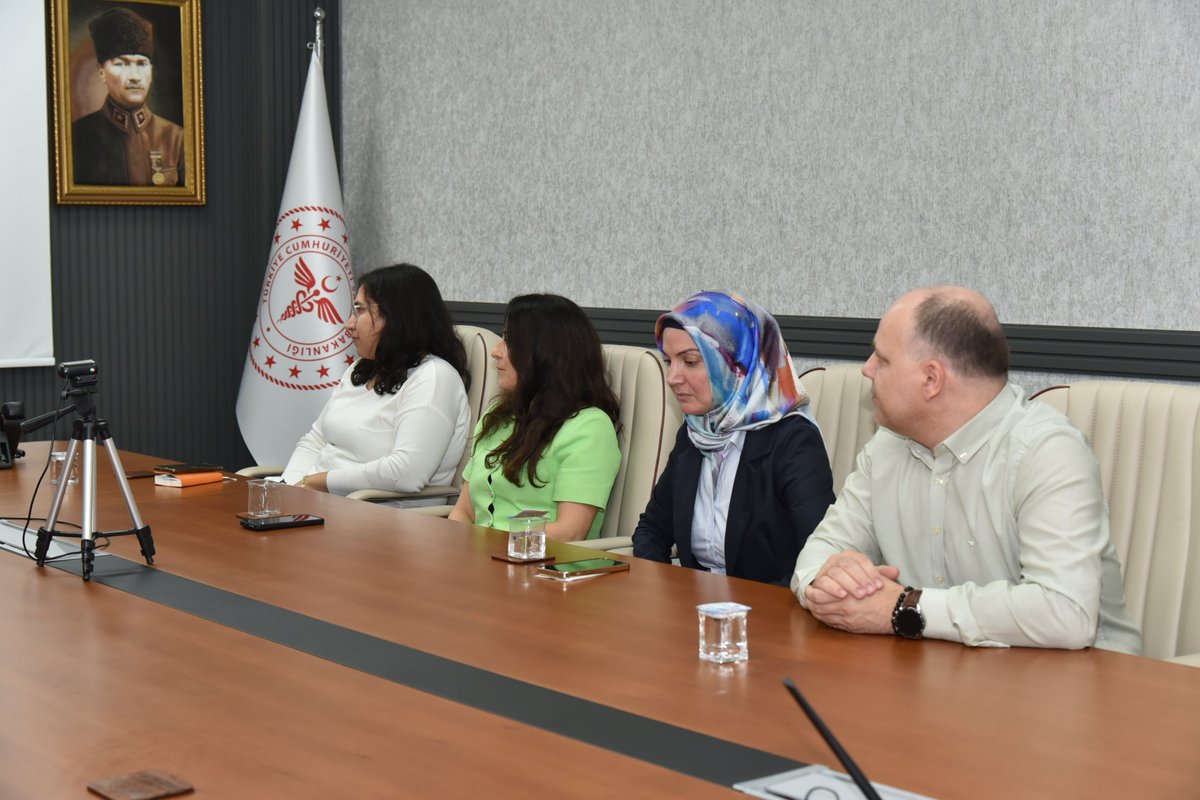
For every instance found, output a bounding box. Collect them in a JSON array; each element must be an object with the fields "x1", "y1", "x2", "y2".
[{"x1": 343, "y1": 1, "x2": 1200, "y2": 333}]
